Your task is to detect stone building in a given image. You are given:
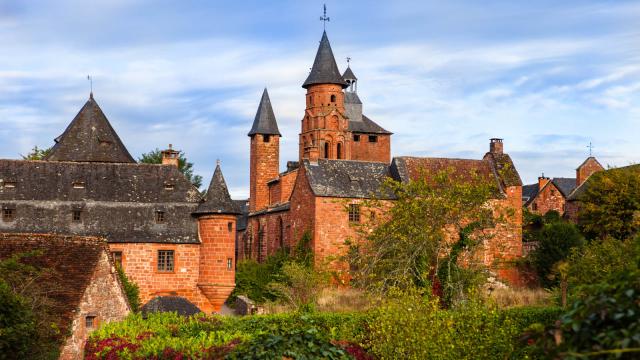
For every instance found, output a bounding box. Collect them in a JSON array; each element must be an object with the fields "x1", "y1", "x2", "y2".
[
  {"x1": 522, "y1": 157, "x2": 604, "y2": 217},
  {"x1": 239, "y1": 30, "x2": 525, "y2": 284},
  {"x1": 0, "y1": 94, "x2": 239, "y2": 313},
  {"x1": 0, "y1": 233, "x2": 130, "y2": 359}
]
